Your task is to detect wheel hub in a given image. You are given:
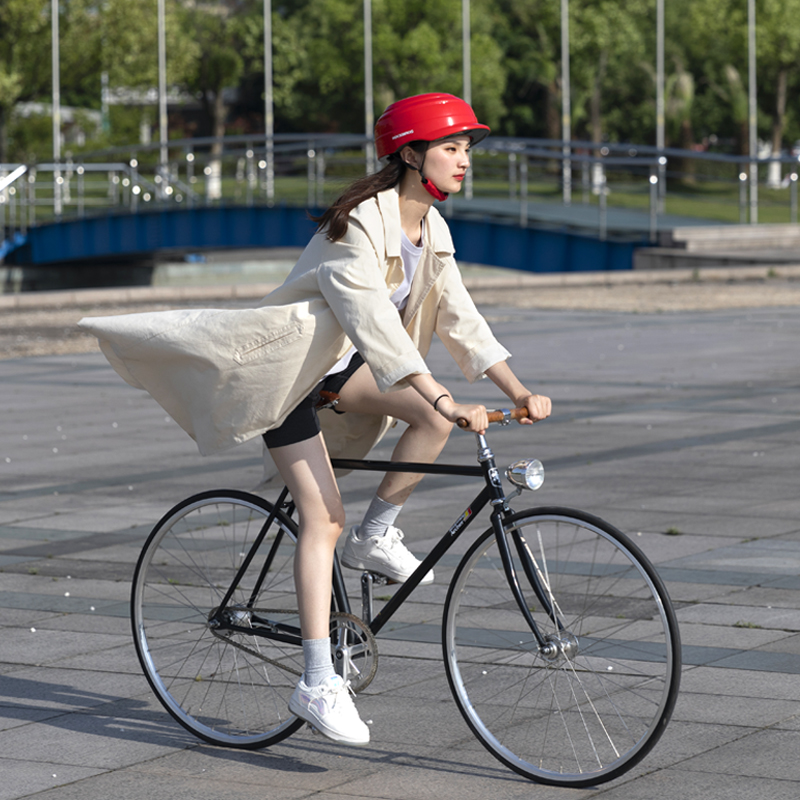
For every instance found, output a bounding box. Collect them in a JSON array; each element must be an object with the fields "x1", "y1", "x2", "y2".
[
  {"x1": 540, "y1": 631, "x2": 579, "y2": 663},
  {"x1": 208, "y1": 605, "x2": 252, "y2": 633}
]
